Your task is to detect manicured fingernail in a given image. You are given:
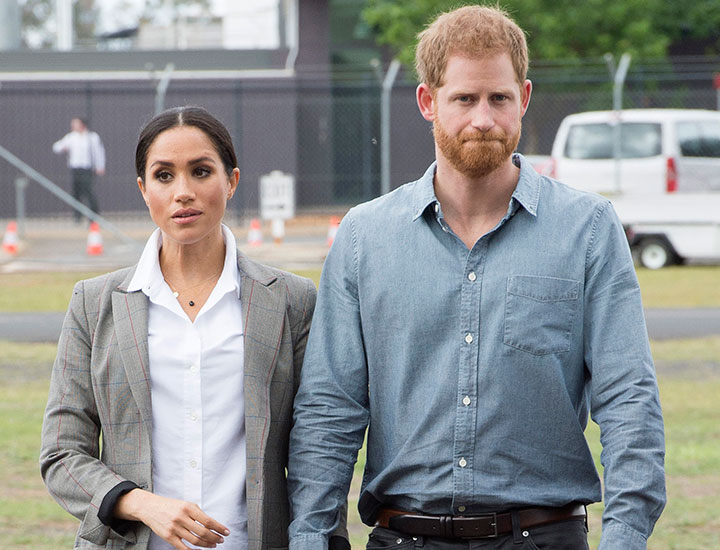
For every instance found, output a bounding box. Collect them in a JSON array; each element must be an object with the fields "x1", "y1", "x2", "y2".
[{"x1": 224, "y1": 530, "x2": 230, "y2": 536}]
